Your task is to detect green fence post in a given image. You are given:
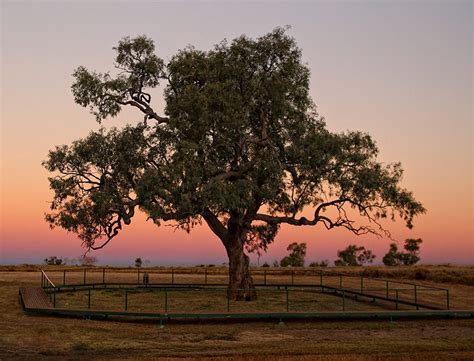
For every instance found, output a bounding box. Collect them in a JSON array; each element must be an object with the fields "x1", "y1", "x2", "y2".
[
  {"x1": 446, "y1": 289, "x2": 450, "y2": 310},
  {"x1": 414, "y1": 285, "x2": 418, "y2": 310},
  {"x1": 88, "y1": 289, "x2": 91, "y2": 309},
  {"x1": 342, "y1": 290, "x2": 345, "y2": 311},
  {"x1": 124, "y1": 289, "x2": 128, "y2": 311},
  {"x1": 395, "y1": 290, "x2": 399, "y2": 310}
]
